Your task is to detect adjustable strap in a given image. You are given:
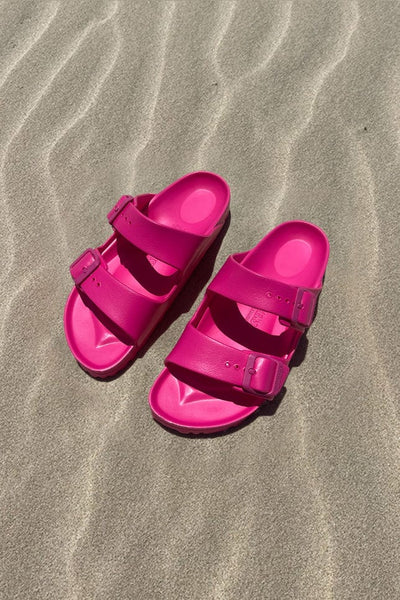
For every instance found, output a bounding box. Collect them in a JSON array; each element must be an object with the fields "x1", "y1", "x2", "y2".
[
  {"x1": 70, "y1": 248, "x2": 159, "y2": 345},
  {"x1": 107, "y1": 194, "x2": 206, "y2": 271},
  {"x1": 166, "y1": 324, "x2": 289, "y2": 398},
  {"x1": 208, "y1": 254, "x2": 320, "y2": 328}
]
